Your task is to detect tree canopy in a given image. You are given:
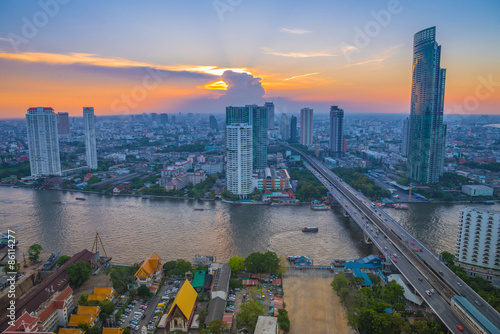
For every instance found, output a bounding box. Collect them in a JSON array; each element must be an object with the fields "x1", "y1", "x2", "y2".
[
  {"x1": 28, "y1": 244, "x2": 43, "y2": 263},
  {"x1": 244, "y1": 251, "x2": 280, "y2": 273},
  {"x1": 228, "y1": 256, "x2": 245, "y2": 274},
  {"x1": 57, "y1": 255, "x2": 71, "y2": 267},
  {"x1": 67, "y1": 261, "x2": 92, "y2": 287},
  {"x1": 236, "y1": 300, "x2": 266, "y2": 333}
]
